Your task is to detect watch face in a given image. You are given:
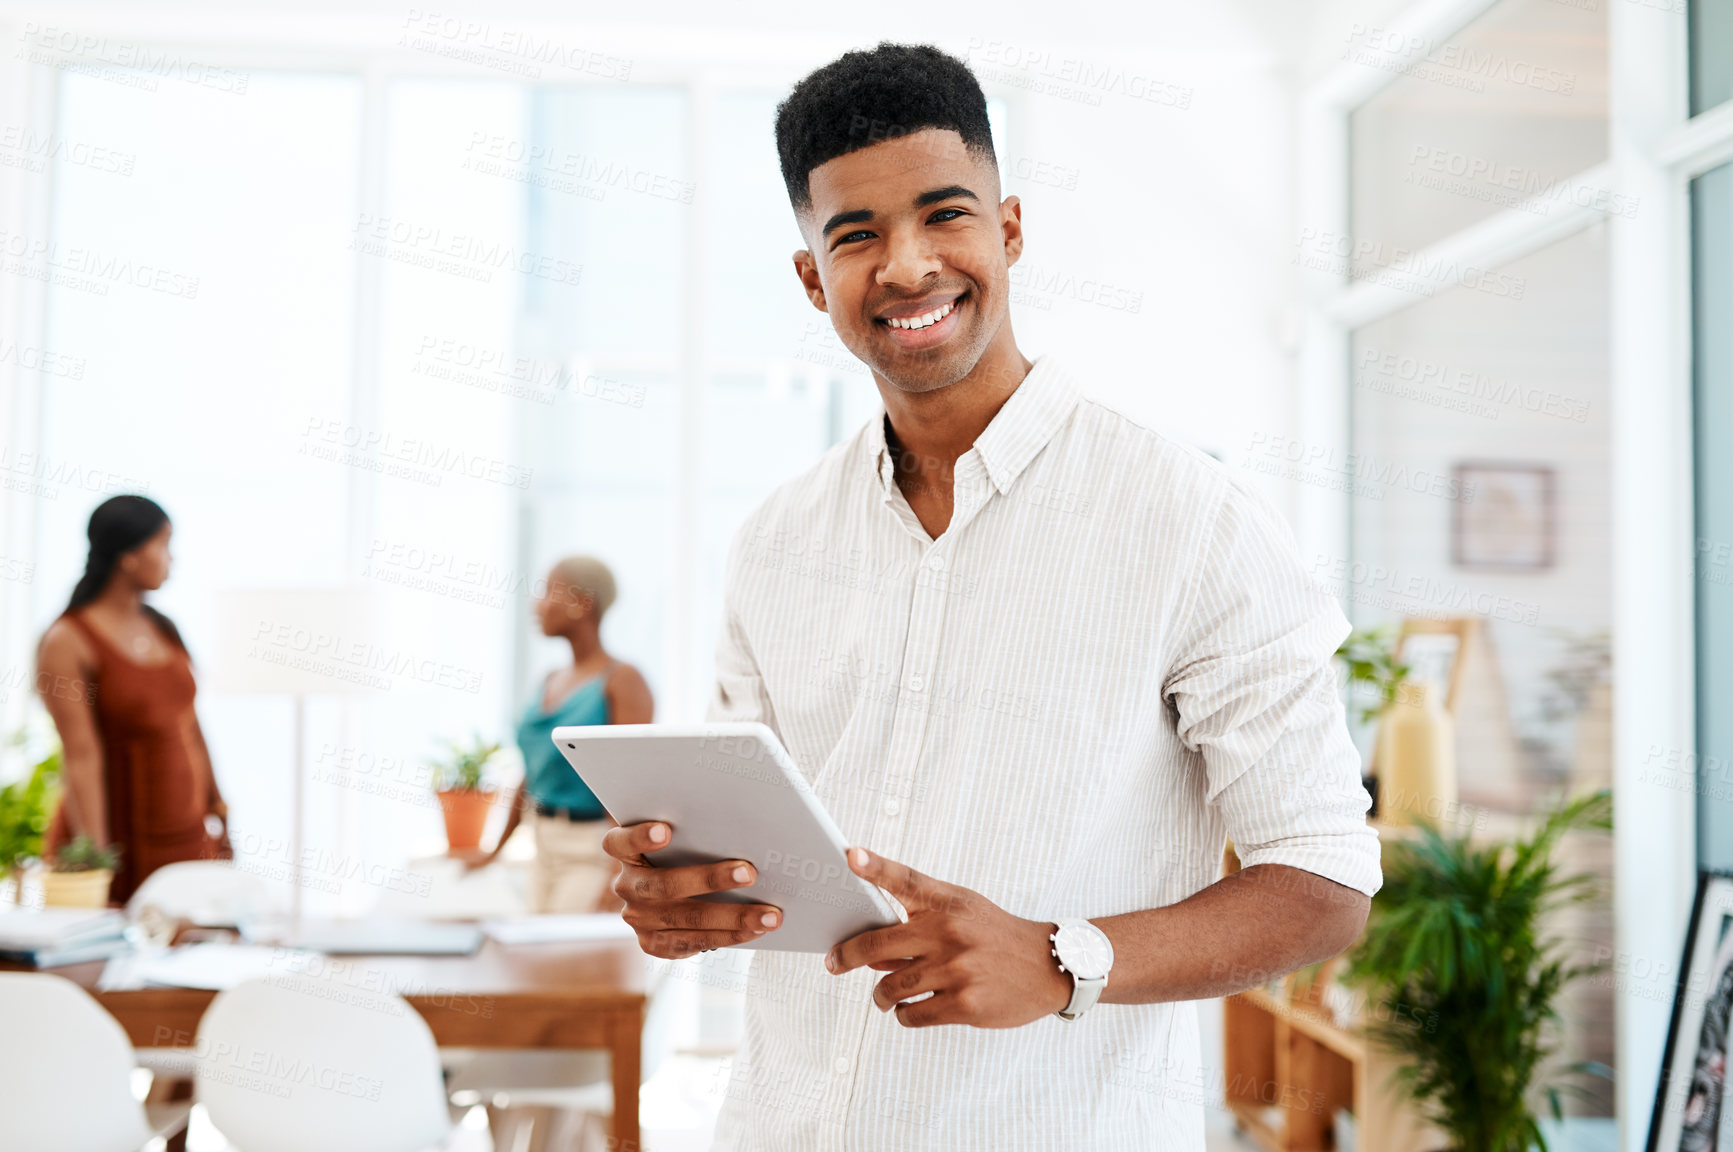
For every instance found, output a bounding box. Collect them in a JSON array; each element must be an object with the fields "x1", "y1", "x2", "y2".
[{"x1": 1055, "y1": 922, "x2": 1114, "y2": 981}]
